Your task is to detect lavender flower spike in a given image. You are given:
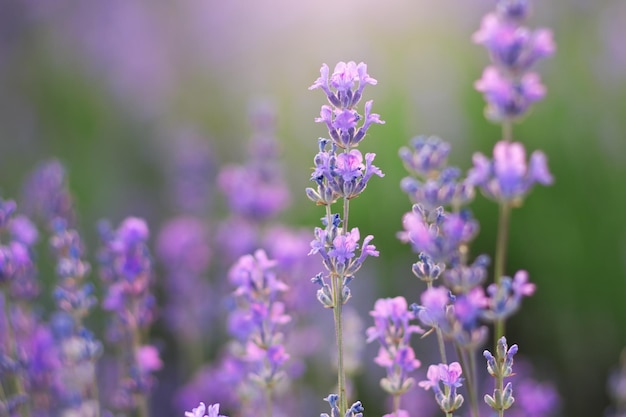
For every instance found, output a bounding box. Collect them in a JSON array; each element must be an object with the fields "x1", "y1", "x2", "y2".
[
  {"x1": 468, "y1": 140, "x2": 553, "y2": 205},
  {"x1": 473, "y1": 0, "x2": 555, "y2": 122},
  {"x1": 310, "y1": 61, "x2": 383, "y2": 149}
]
